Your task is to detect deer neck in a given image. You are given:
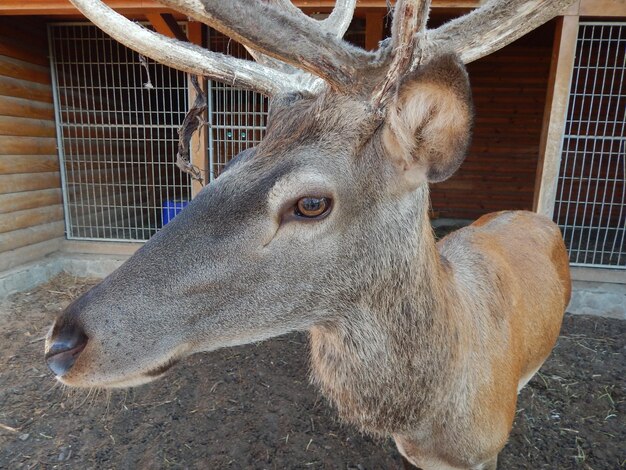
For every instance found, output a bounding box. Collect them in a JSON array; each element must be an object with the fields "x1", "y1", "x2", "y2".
[{"x1": 309, "y1": 184, "x2": 461, "y2": 435}]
